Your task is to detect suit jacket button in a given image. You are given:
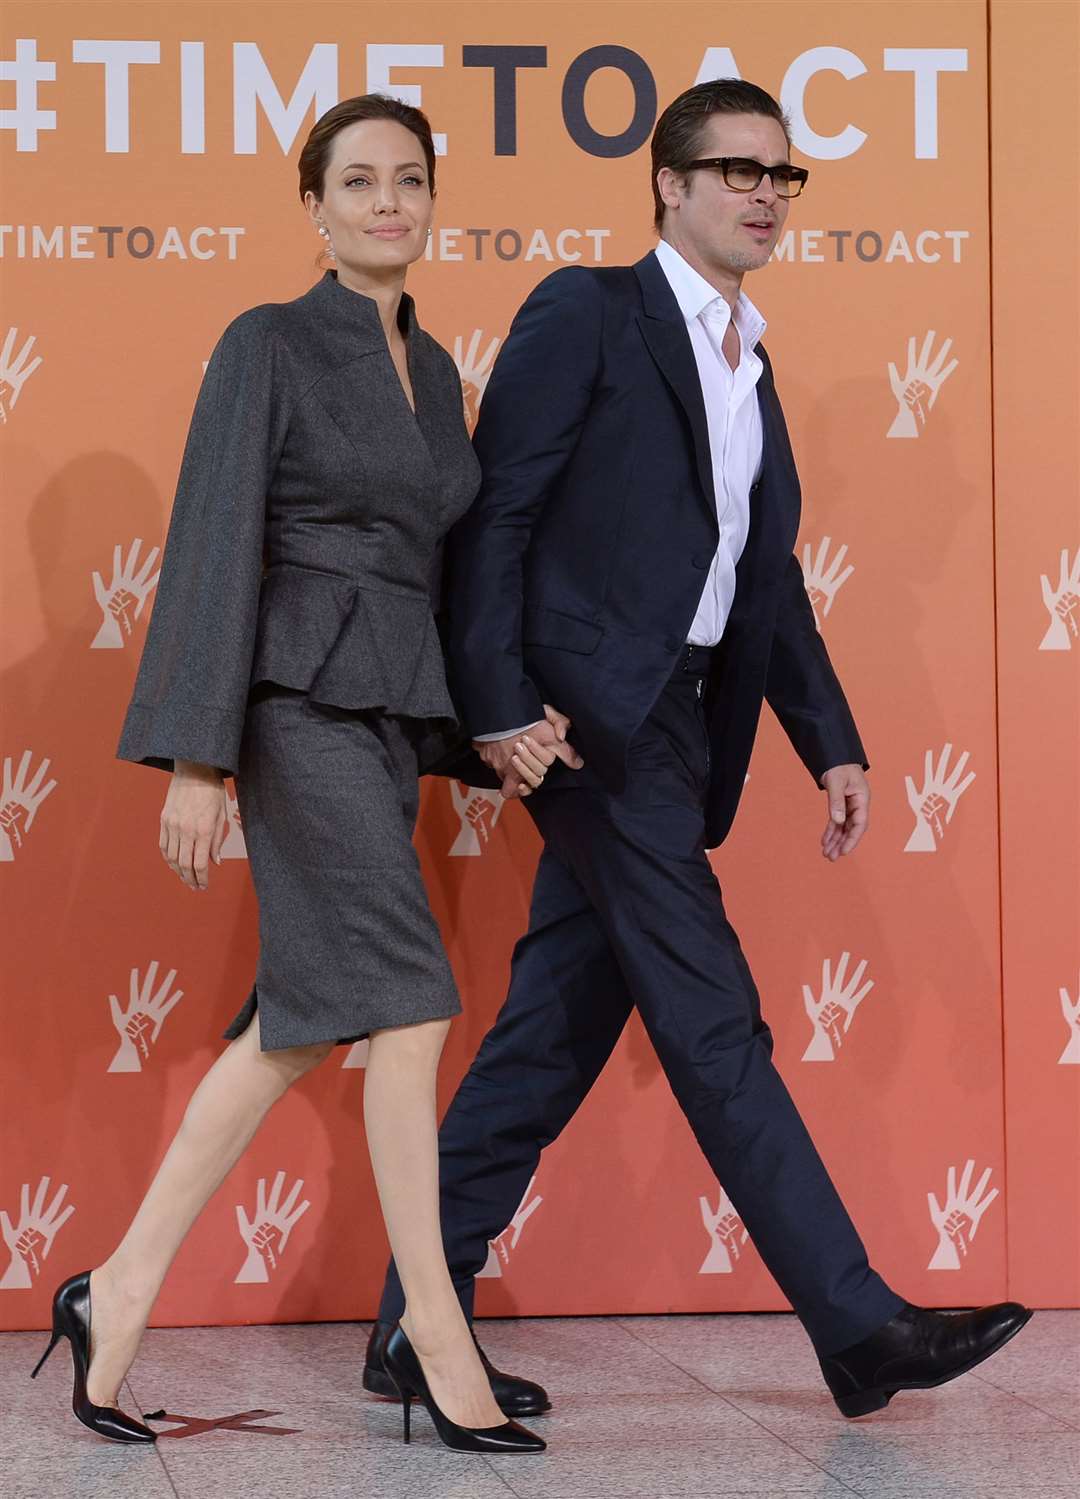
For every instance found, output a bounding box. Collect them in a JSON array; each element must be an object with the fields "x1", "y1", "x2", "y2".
[{"x1": 691, "y1": 553, "x2": 711, "y2": 569}]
